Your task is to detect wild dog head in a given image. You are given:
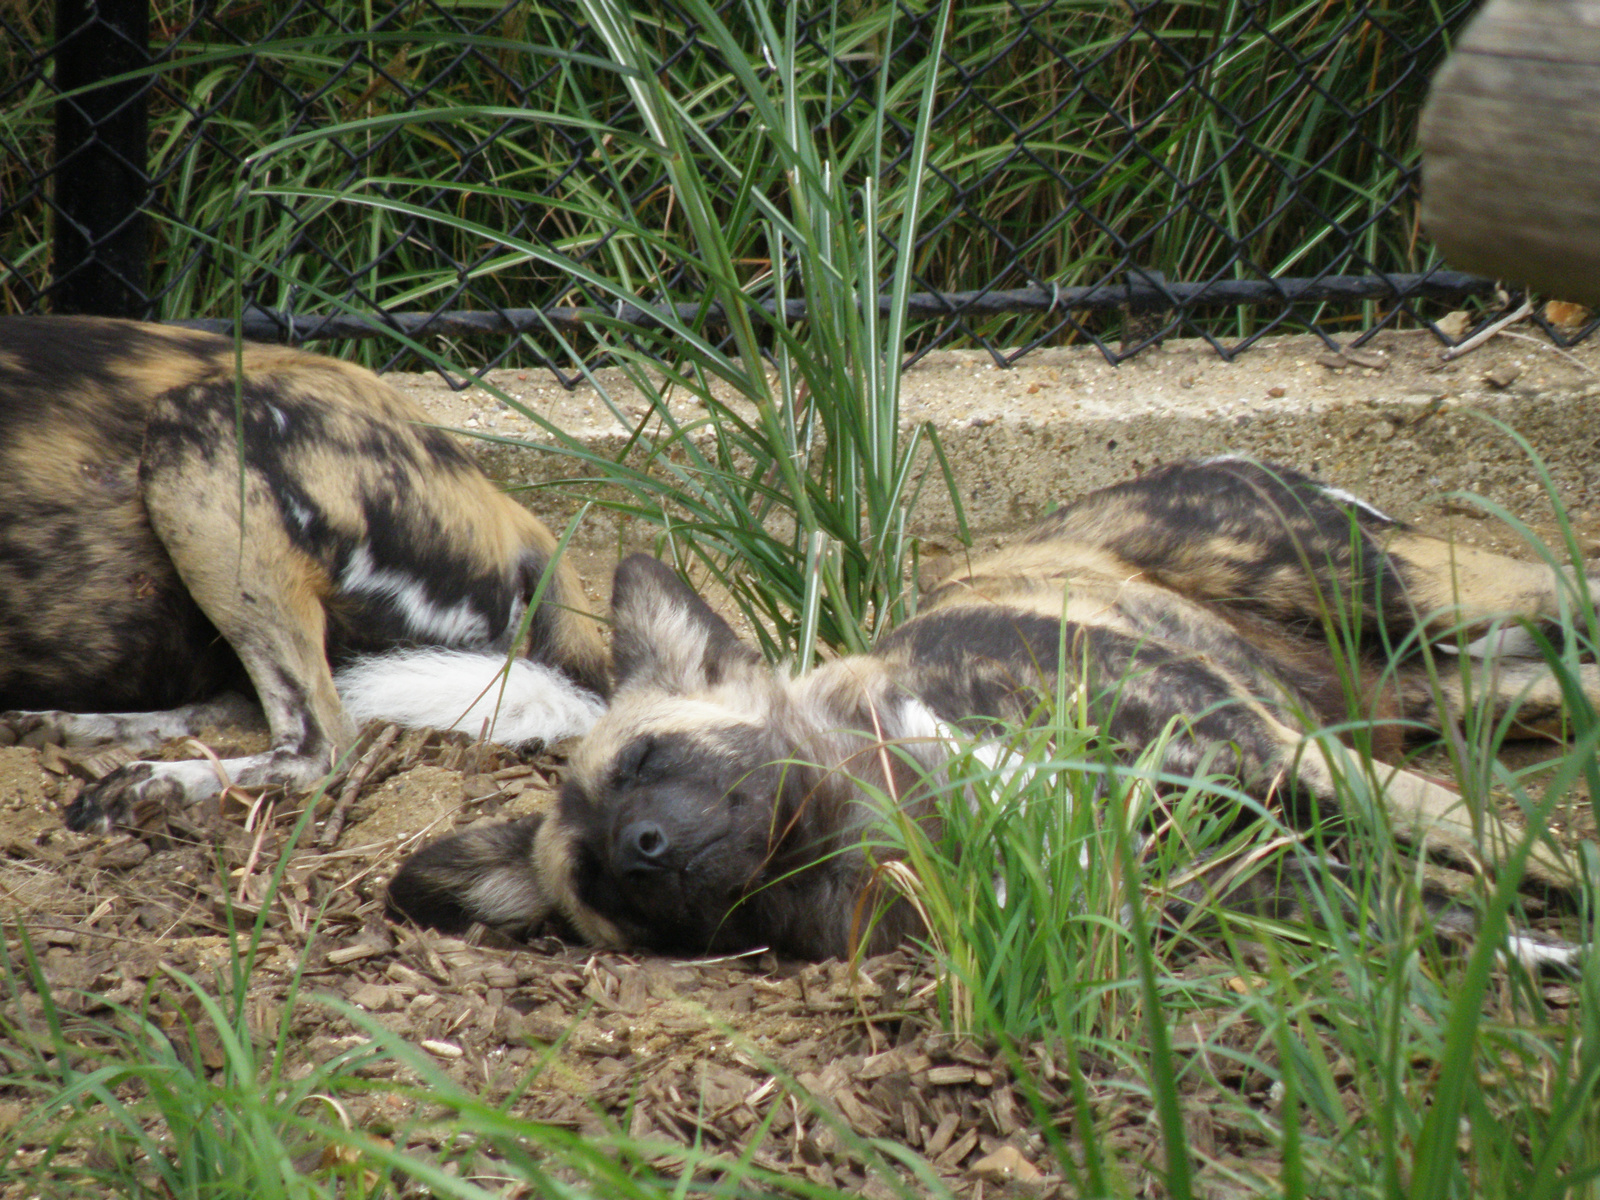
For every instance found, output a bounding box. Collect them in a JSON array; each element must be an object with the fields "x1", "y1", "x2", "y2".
[{"x1": 388, "y1": 554, "x2": 937, "y2": 959}]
